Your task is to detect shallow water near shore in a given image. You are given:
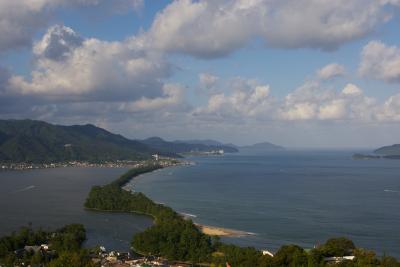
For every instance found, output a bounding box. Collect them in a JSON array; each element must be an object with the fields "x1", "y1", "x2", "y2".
[
  {"x1": 129, "y1": 150, "x2": 400, "y2": 257},
  {"x1": 1, "y1": 151, "x2": 399, "y2": 257},
  {"x1": 0, "y1": 167, "x2": 152, "y2": 251}
]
